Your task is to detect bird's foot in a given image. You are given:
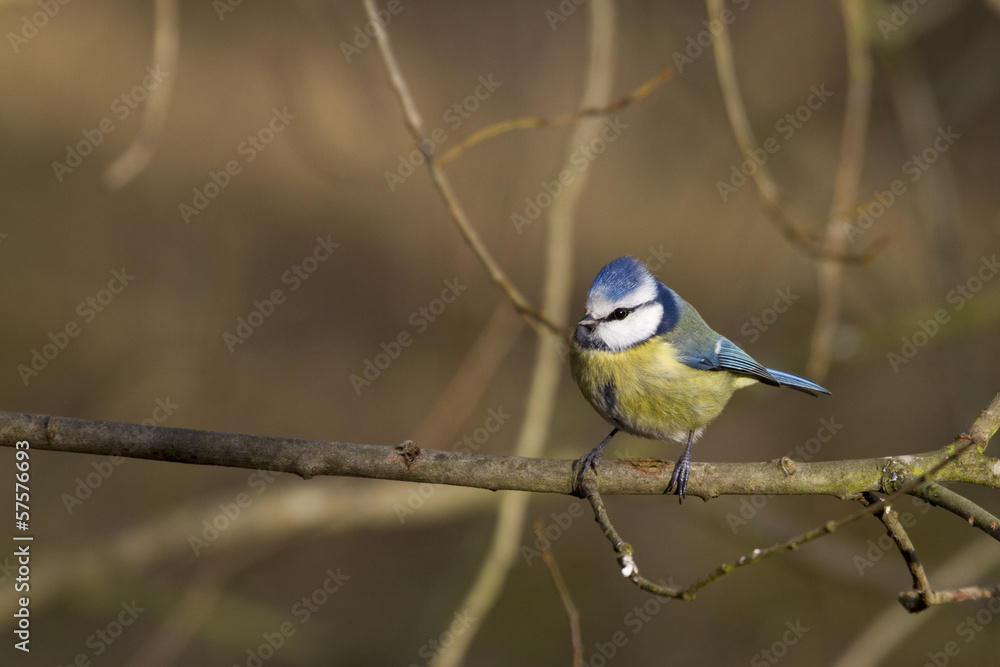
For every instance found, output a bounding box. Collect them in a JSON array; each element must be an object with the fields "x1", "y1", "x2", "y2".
[
  {"x1": 573, "y1": 446, "x2": 604, "y2": 492},
  {"x1": 665, "y1": 452, "x2": 692, "y2": 503},
  {"x1": 573, "y1": 428, "x2": 618, "y2": 494}
]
